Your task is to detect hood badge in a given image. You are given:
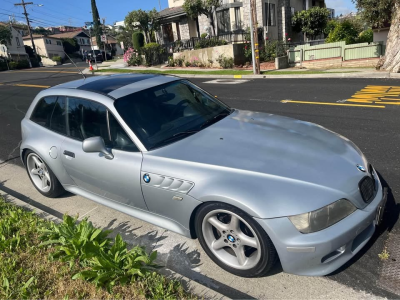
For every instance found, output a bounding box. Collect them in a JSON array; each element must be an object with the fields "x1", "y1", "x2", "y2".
[{"x1": 356, "y1": 165, "x2": 366, "y2": 172}]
